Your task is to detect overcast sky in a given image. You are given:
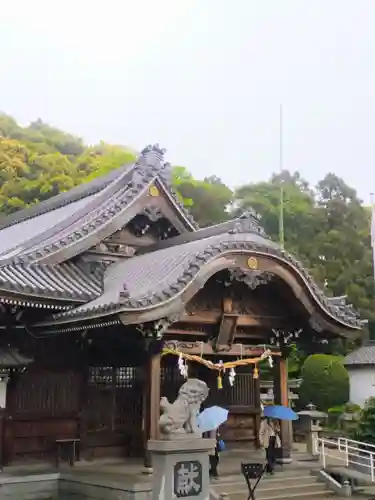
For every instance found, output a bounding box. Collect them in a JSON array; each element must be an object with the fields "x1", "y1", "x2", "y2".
[{"x1": 1, "y1": 0, "x2": 375, "y2": 201}]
